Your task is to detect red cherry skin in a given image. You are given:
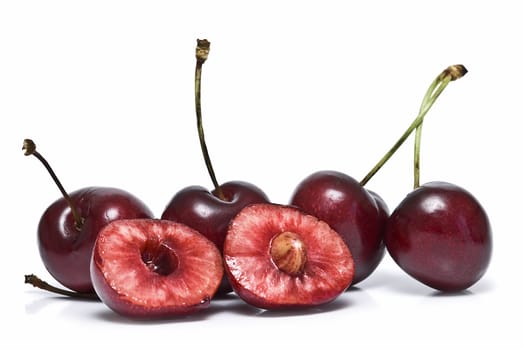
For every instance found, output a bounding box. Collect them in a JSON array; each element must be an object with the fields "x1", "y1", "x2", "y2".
[
  {"x1": 37, "y1": 187, "x2": 154, "y2": 293},
  {"x1": 385, "y1": 181, "x2": 492, "y2": 292},
  {"x1": 161, "y1": 180, "x2": 270, "y2": 294},
  {"x1": 290, "y1": 170, "x2": 386, "y2": 285},
  {"x1": 161, "y1": 181, "x2": 269, "y2": 251}
]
